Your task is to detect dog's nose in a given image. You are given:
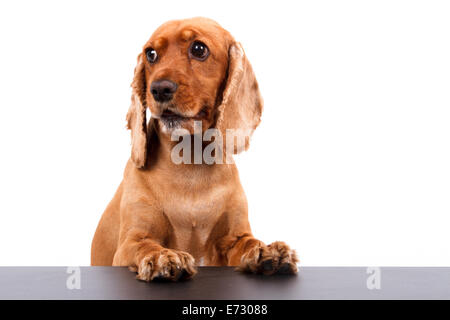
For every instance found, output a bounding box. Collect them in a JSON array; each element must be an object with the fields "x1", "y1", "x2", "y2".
[{"x1": 150, "y1": 80, "x2": 178, "y2": 102}]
